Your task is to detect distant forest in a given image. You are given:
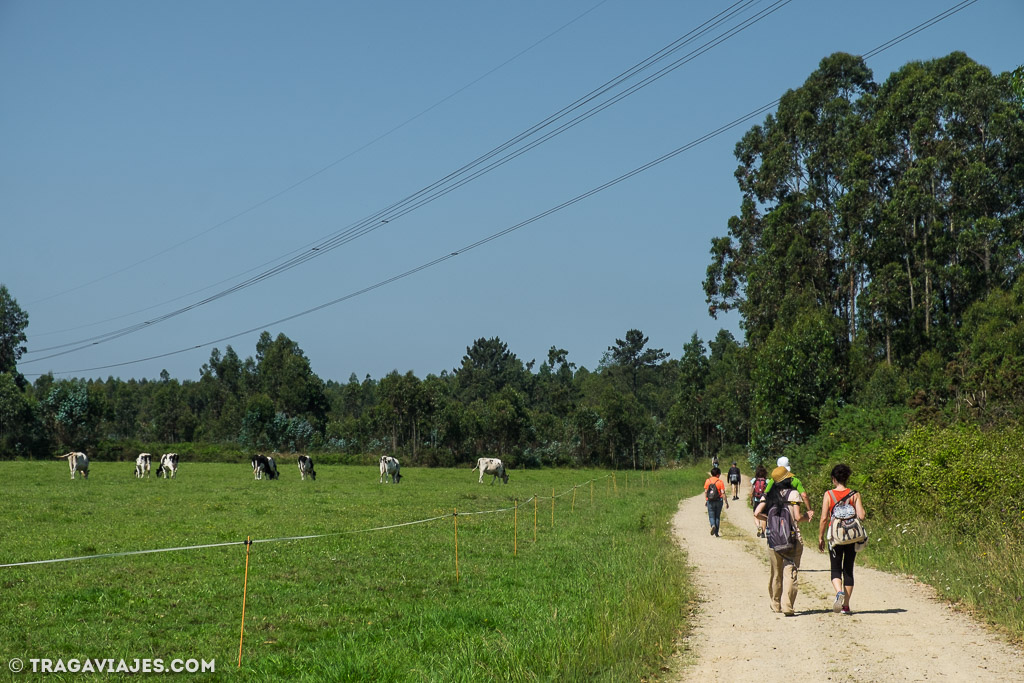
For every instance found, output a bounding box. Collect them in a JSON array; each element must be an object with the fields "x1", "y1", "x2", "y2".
[{"x1": 2, "y1": 52, "x2": 1023, "y2": 466}]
